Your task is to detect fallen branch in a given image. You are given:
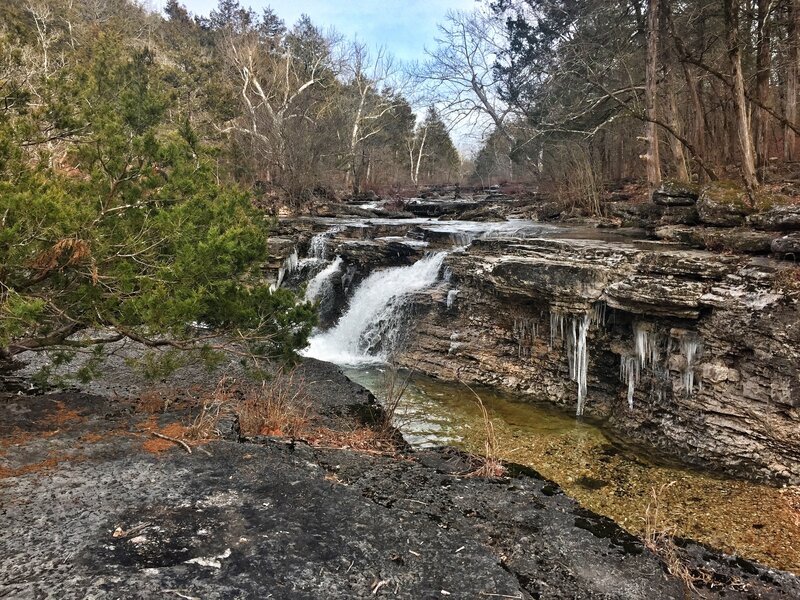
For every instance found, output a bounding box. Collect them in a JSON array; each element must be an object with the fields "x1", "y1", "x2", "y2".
[{"x1": 149, "y1": 430, "x2": 192, "y2": 454}]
